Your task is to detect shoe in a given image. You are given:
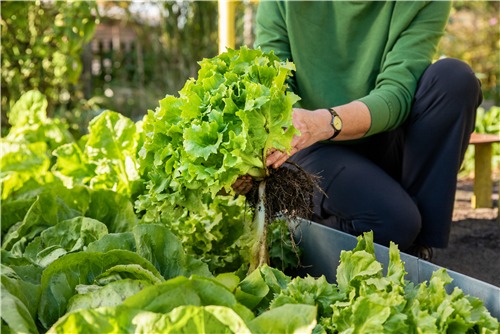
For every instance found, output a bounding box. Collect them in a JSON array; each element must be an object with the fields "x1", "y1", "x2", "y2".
[{"x1": 405, "y1": 244, "x2": 433, "y2": 262}]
